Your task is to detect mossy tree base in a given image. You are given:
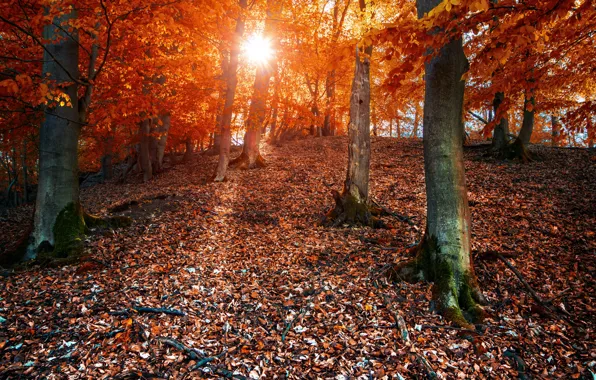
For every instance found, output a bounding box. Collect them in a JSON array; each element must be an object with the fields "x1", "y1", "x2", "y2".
[
  {"x1": 8, "y1": 204, "x2": 133, "y2": 267},
  {"x1": 323, "y1": 189, "x2": 383, "y2": 228},
  {"x1": 388, "y1": 235, "x2": 485, "y2": 328},
  {"x1": 229, "y1": 152, "x2": 266, "y2": 170}
]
